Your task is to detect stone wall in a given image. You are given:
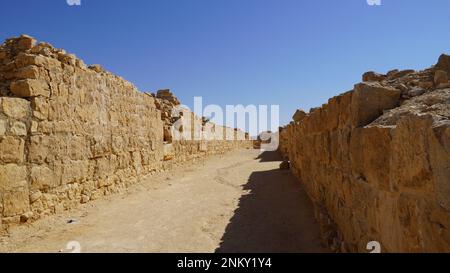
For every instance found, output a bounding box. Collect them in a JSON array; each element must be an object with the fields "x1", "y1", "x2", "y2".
[
  {"x1": 0, "y1": 97, "x2": 31, "y2": 228},
  {"x1": 0, "y1": 35, "x2": 252, "y2": 232},
  {"x1": 280, "y1": 55, "x2": 450, "y2": 252}
]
